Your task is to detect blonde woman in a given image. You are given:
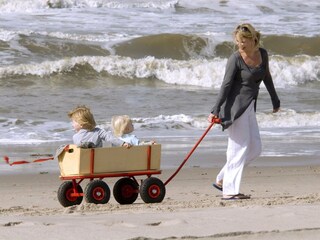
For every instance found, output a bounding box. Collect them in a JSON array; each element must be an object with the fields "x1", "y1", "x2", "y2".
[
  {"x1": 208, "y1": 23, "x2": 280, "y2": 200},
  {"x1": 112, "y1": 115, "x2": 155, "y2": 146},
  {"x1": 68, "y1": 105, "x2": 130, "y2": 148}
]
